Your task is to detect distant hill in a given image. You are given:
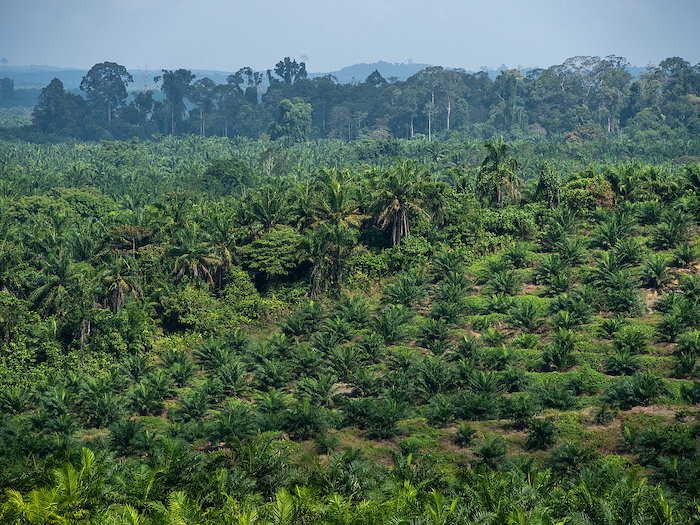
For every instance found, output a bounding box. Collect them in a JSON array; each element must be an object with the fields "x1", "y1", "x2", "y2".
[
  {"x1": 309, "y1": 61, "x2": 433, "y2": 83},
  {"x1": 0, "y1": 60, "x2": 649, "y2": 104}
]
